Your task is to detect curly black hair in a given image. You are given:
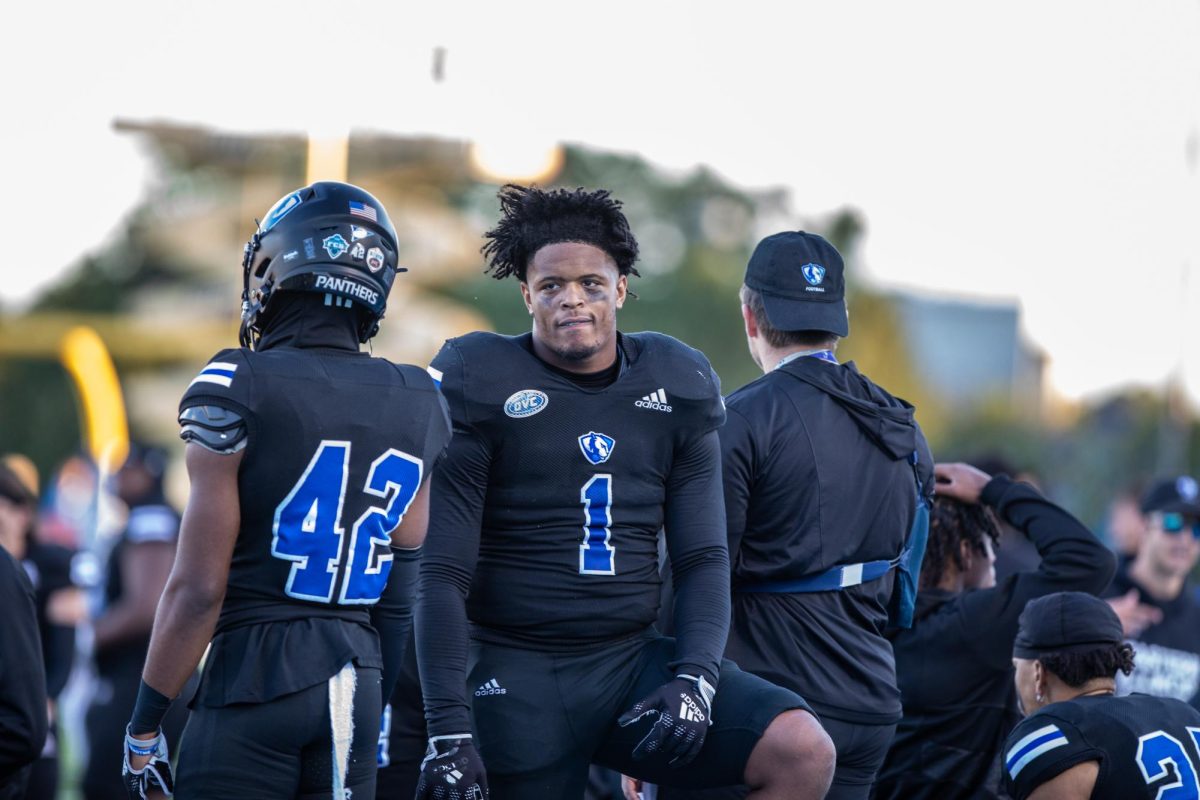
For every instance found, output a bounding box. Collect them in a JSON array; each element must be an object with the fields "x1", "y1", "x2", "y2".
[
  {"x1": 481, "y1": 184, "x2": 641, "y2": 282},
  {"x1": 919, "y1": 496, "x2": 1002, "y2": 590},
  {"x1": 1040, "y1": 643, "x2": 1136, "y2": 687}
]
